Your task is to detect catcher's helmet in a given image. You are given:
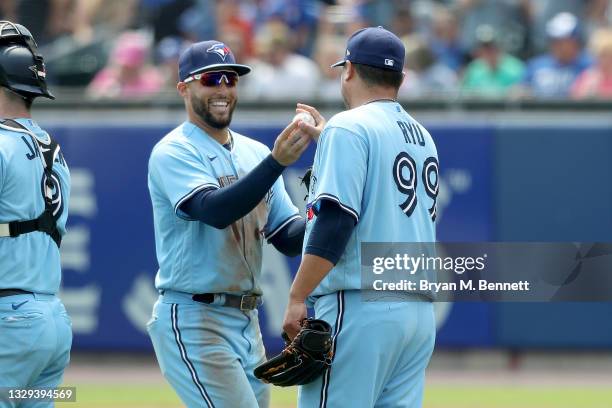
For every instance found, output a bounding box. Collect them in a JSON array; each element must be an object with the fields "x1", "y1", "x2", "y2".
[{"x1": 0, "y1": 21, "x2": 54, "y2": 100}]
